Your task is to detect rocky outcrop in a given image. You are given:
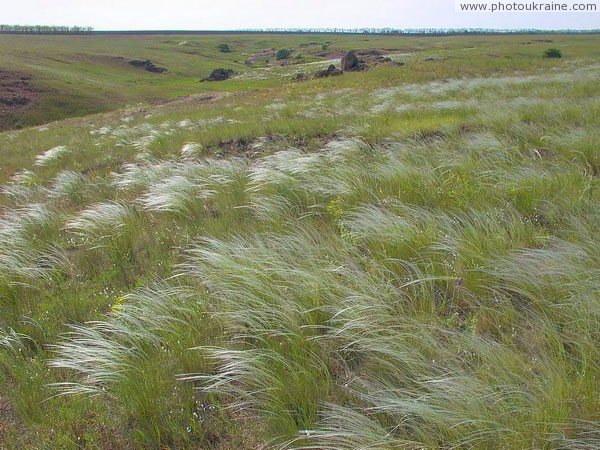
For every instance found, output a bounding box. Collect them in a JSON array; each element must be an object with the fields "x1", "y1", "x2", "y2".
[
  {"x1": 128, "y1": 60, "x2": 167, "y2": 73},
  {"x1": 341, "y1": 51, "x2": 367, "y2": 71},
  {"x1": 314, "y1": 65, "x2": 343, "y2": 78},
  {"x1": 201, "y1": 68, "x2": 234, "y2": 82}
]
